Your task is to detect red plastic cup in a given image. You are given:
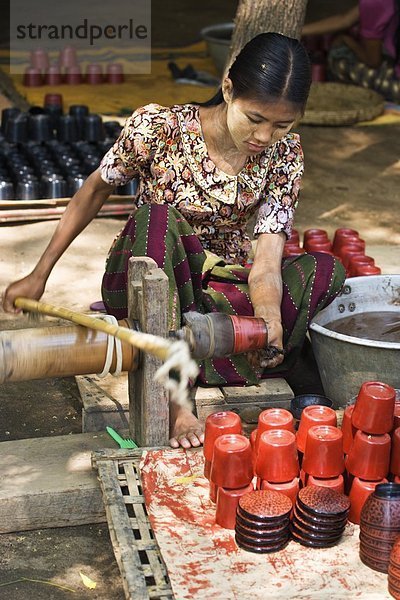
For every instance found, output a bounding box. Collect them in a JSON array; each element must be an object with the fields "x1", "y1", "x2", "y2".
[
  {"x1": 340, "y1": 245, "x2": 366, "y2": 269},
  {"x1": 256, "y1": 408, "x2": 295, "y2": 447},
  {"x1": 352, "y1": 381, "x2": 396, "y2": 434},
  {"x1": 215, "y1": 483, "x2": 254, "y2": 529},
  {"x1": 354, "y1": 264, "x2": 382, "y2": 276},
  {"x1": 203, "y1": 411, "x2": 242, "y2": 462},
  {"x1": 332, "y1": 228, "x2": 359, "y2": 254},
  {"x1": 302, "y1": 425, "x2": 344, "y2": 478},
  {"x1": 44, "y1": 65, "x2": 63, "y2": 86},
  {"x1": 348, "y1": 255, "x2": 375, "y2": 277},
  {"x1": 335, "y1": 237, "x2": 366, "y2": 256},
  {"x1": 345, "y1": 430, "x2": 391, "y2": 480},
  {"x1": 284, "y1": 245, "x2": 306, "y2": 257},
  {"x1": 86, "y1": 63, "x2": 104, "y2": 84},
  {"x1": 288, "y1": 229, "x2": 300, "y2": 244},
  {"x1": 106, "y1": 62, "x2": 125, "y2": 84},
  {"x1": 59, "y1": 45, "x2": 78, "y2": 69},
  {"x1": 210, "y1": 434, "x2": 253, "y2": 489},
  {"x1": 23, "y1": 67, "x2": 43, "y2": 87},
  {"x1": 65, "y1": 65, "x2": 83, "y2": 85},
  {"x1": 296, "y1": 405, "x2": 337, "y2": 453},
  {"x1": 393, "y1": 404, "x2": 400, "y2": 431},
  {"x1": 311, "y1": 63, "x2": 326, "y2": 82},
  {"x1": 204, "y1": 459, "x2": 211, "y2": 480},
  {"x1": 209, "y1": 480, "x2": 218, "y2": 503},
  {"x1": 256, "y1": 429, "x2": 299, "y2": 483},
  {"x1": 304, "y1": 239, "x2": 332, "y2": 253},
  {"x1": 306, "y1": 474, "x2": 345, "y2": 494},
  {"x1": 30, "y1": 48, "x2": 49, "y2": 71},
  {"x1": 390, "y1": 428, "x2": 400, "y2": 476},
  {"x1": 341, "y1": 405, "x2": 357, "y2": 454},
  {"x1": 260, "y1": 477, "x2": 300, "y2": 505},
  {"x1": 303, "y1": 229, "x2": 328, "y2": 242},
  {"x1": 44, "y1": 93, "x2": 63, "y2": 108},
  {"x1": 348, "y1": 477, "x2": 388, "y2": 524}
]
